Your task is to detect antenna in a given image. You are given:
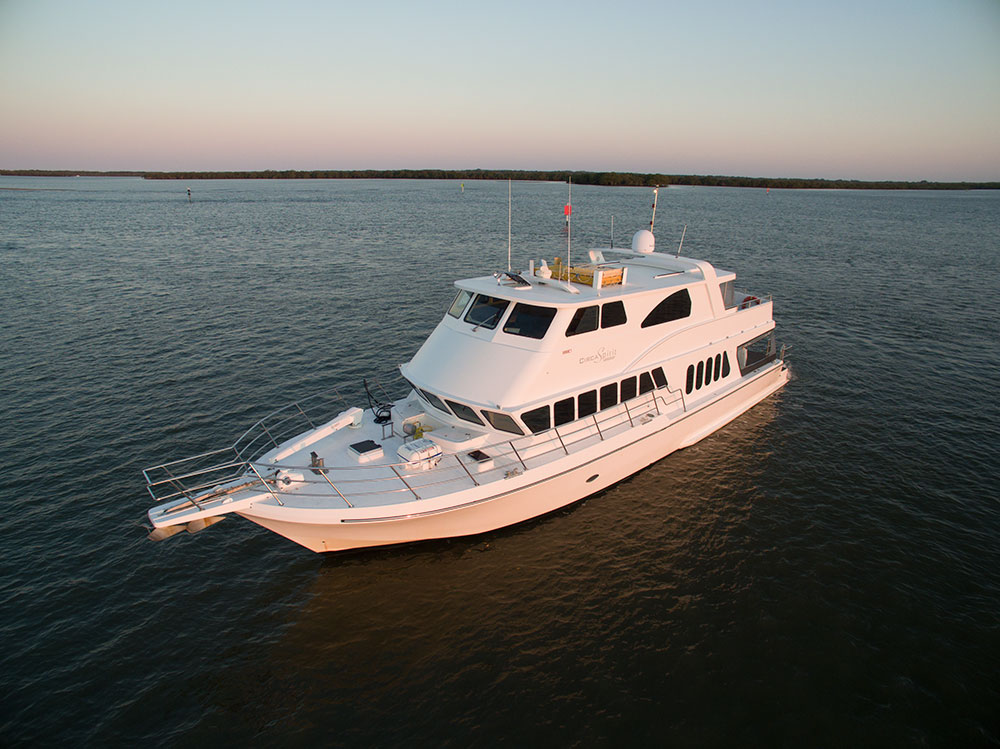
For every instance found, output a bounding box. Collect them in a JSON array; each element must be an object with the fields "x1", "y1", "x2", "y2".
[
  {"x1": 507, "y1": 179, "x2": 512, "y2": 272},
  {"x1": 676, "y1": 224, "x2": 687, "y2": 258},
  {"x1": 610, "y1": 215, "x2": 615, "y2": 248},
  {"x1": 565, "y1": 176, "x2": 572, "y2": 278},
  {"x1": 649, "y1": 185, "x2": 659, "y2": 232}
]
